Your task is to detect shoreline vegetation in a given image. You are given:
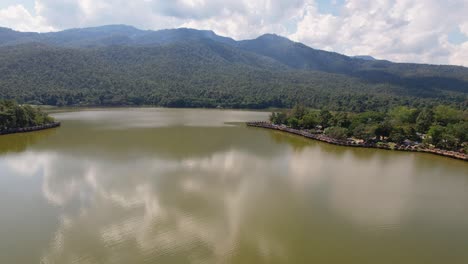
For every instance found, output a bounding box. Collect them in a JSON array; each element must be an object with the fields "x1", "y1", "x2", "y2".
[
  {"x1": 0, "y1": 100, "x2": 60, "y2": 136},
  {"x1": 247, "y1": 122, "x2": 468, "y2": 161},
  {"x1": 248, "y1": 104, "x2": 468, "y2": 161}
]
